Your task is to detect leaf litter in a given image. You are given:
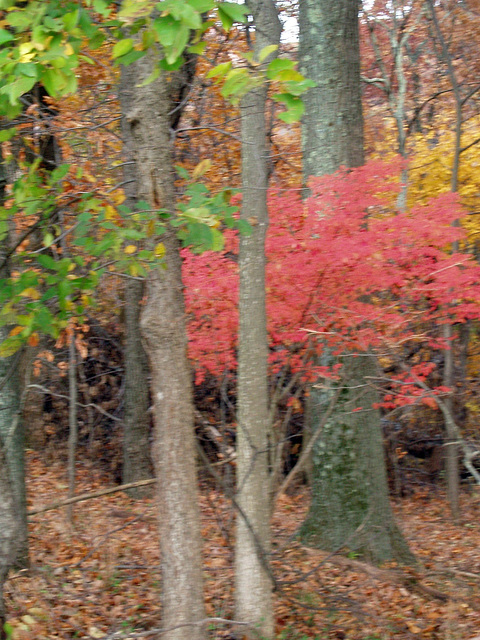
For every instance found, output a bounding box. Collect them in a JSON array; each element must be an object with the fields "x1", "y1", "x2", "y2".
[{"x1": 5, "y1": 451, "x2": 480, "y2": 639}]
